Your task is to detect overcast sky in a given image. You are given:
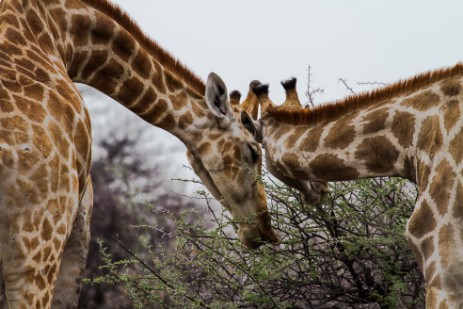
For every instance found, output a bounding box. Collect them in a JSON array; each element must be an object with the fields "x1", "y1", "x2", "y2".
[{"x1": 84, "y1": 0, "x2": 463, "y2": 190}]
